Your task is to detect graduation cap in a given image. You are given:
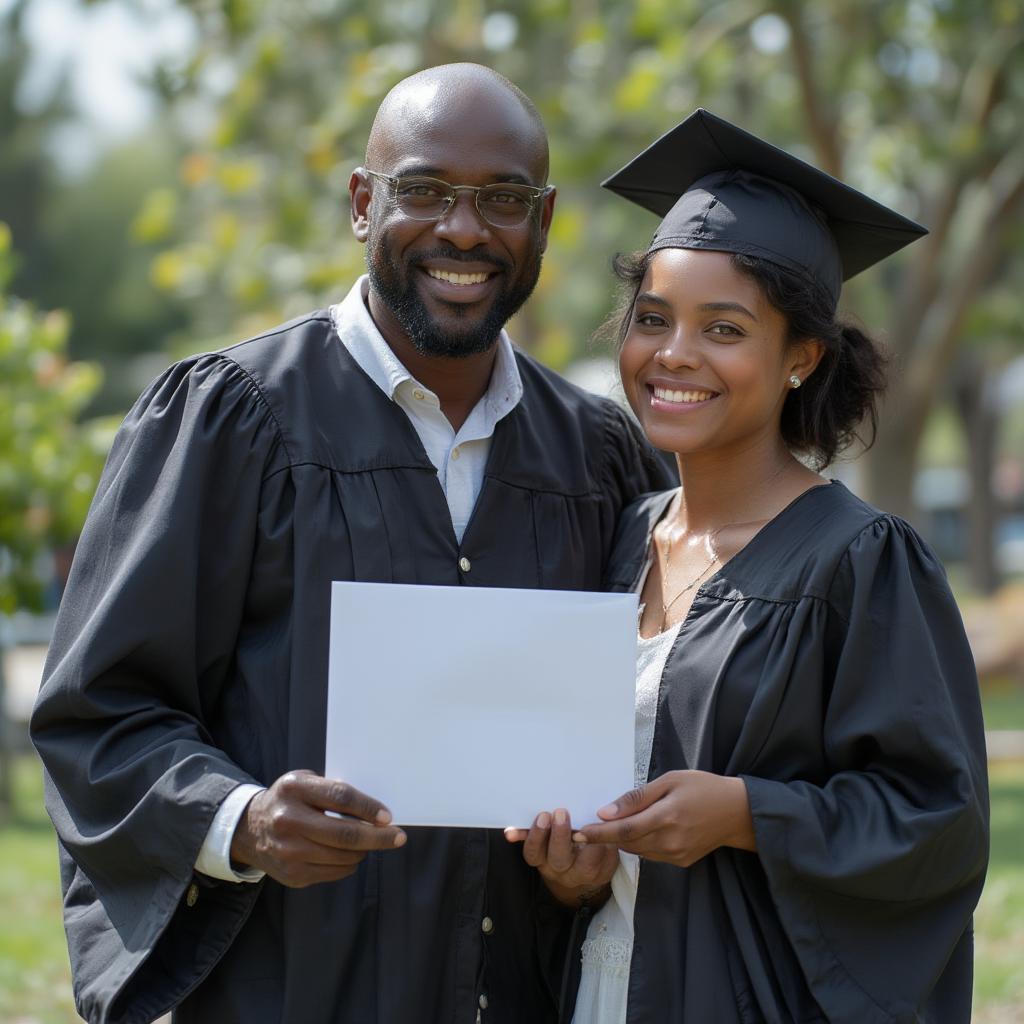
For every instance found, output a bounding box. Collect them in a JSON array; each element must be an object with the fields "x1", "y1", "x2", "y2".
[{"x1": 602, "y1": 109, "x2": 927, "y2": 309}]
